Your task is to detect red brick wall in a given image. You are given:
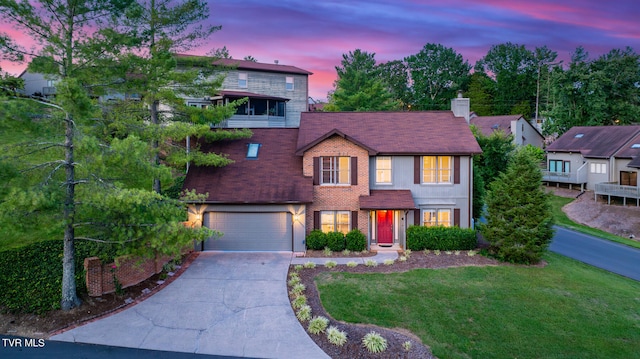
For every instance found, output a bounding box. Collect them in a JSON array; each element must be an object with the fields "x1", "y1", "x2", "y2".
[
  {"x1": 84, "y1": 253, "x2": 174, "y2": 297},
  {"x1": 303, "y1": 135, "x2": 370, "y2": 237}
]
